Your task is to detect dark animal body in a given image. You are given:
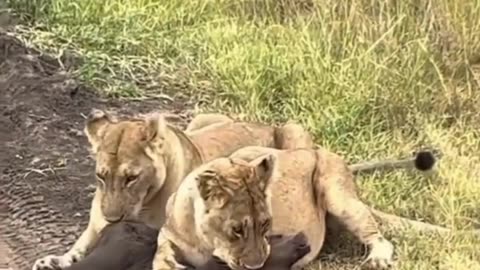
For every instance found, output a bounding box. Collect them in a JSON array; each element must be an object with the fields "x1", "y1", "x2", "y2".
[
  {"x1": 64, "y1": 221, "x2": 158, "y2": 270},
  {"x1": 65, "y1": 221, "x2": 310, "y2": 270}
]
